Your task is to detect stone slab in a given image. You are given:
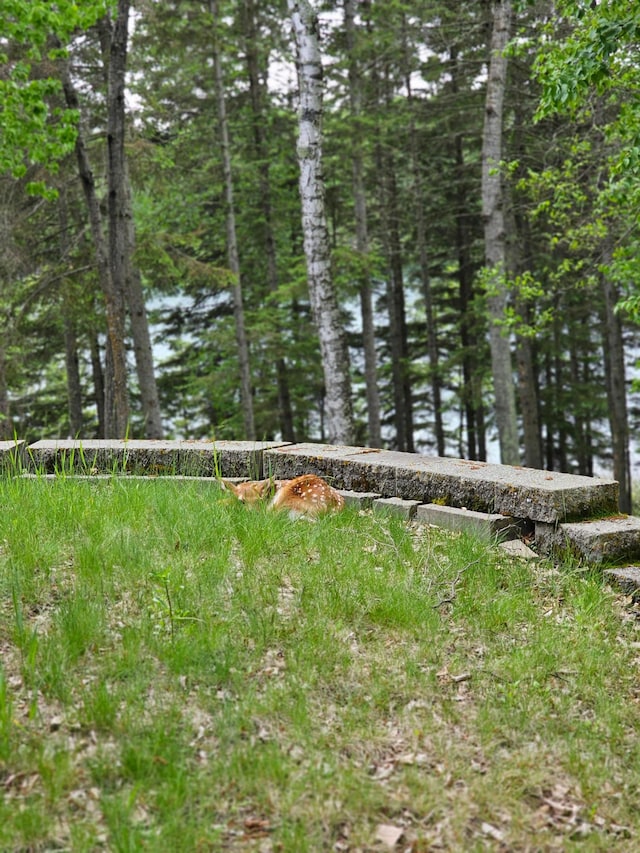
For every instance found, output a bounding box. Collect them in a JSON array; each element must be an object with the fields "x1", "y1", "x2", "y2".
[
  {"x1": 263, "y1": 443, "x2": 618, "y2": 523},
  {"x1": 21, "y1": 473, "x2": 222, "y2": 482},
  {"x1": 373, "y1": 497, "x2": 421, "y2": 518},
  {"x1": 499, "y1": 540, "x2": 539, "y2": 559},
  {"x1": 603, "y1": 567, "x2": 640, "y2": 595},
  {"x1": 26, "y1": 440, "x2": 289, "y2": 478},
  {"x1": 337, "y1": 490, "x2": 382, "y2": 508},
  {"x1": 416, "y1": 503, "x2": 523, "y2": 540},
  {"x1": 535, "y1": 516, "x2": 640, "y2": 565},
  {"x1": 0, "y1": 439, "x2": 25, "y2": 473}
]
